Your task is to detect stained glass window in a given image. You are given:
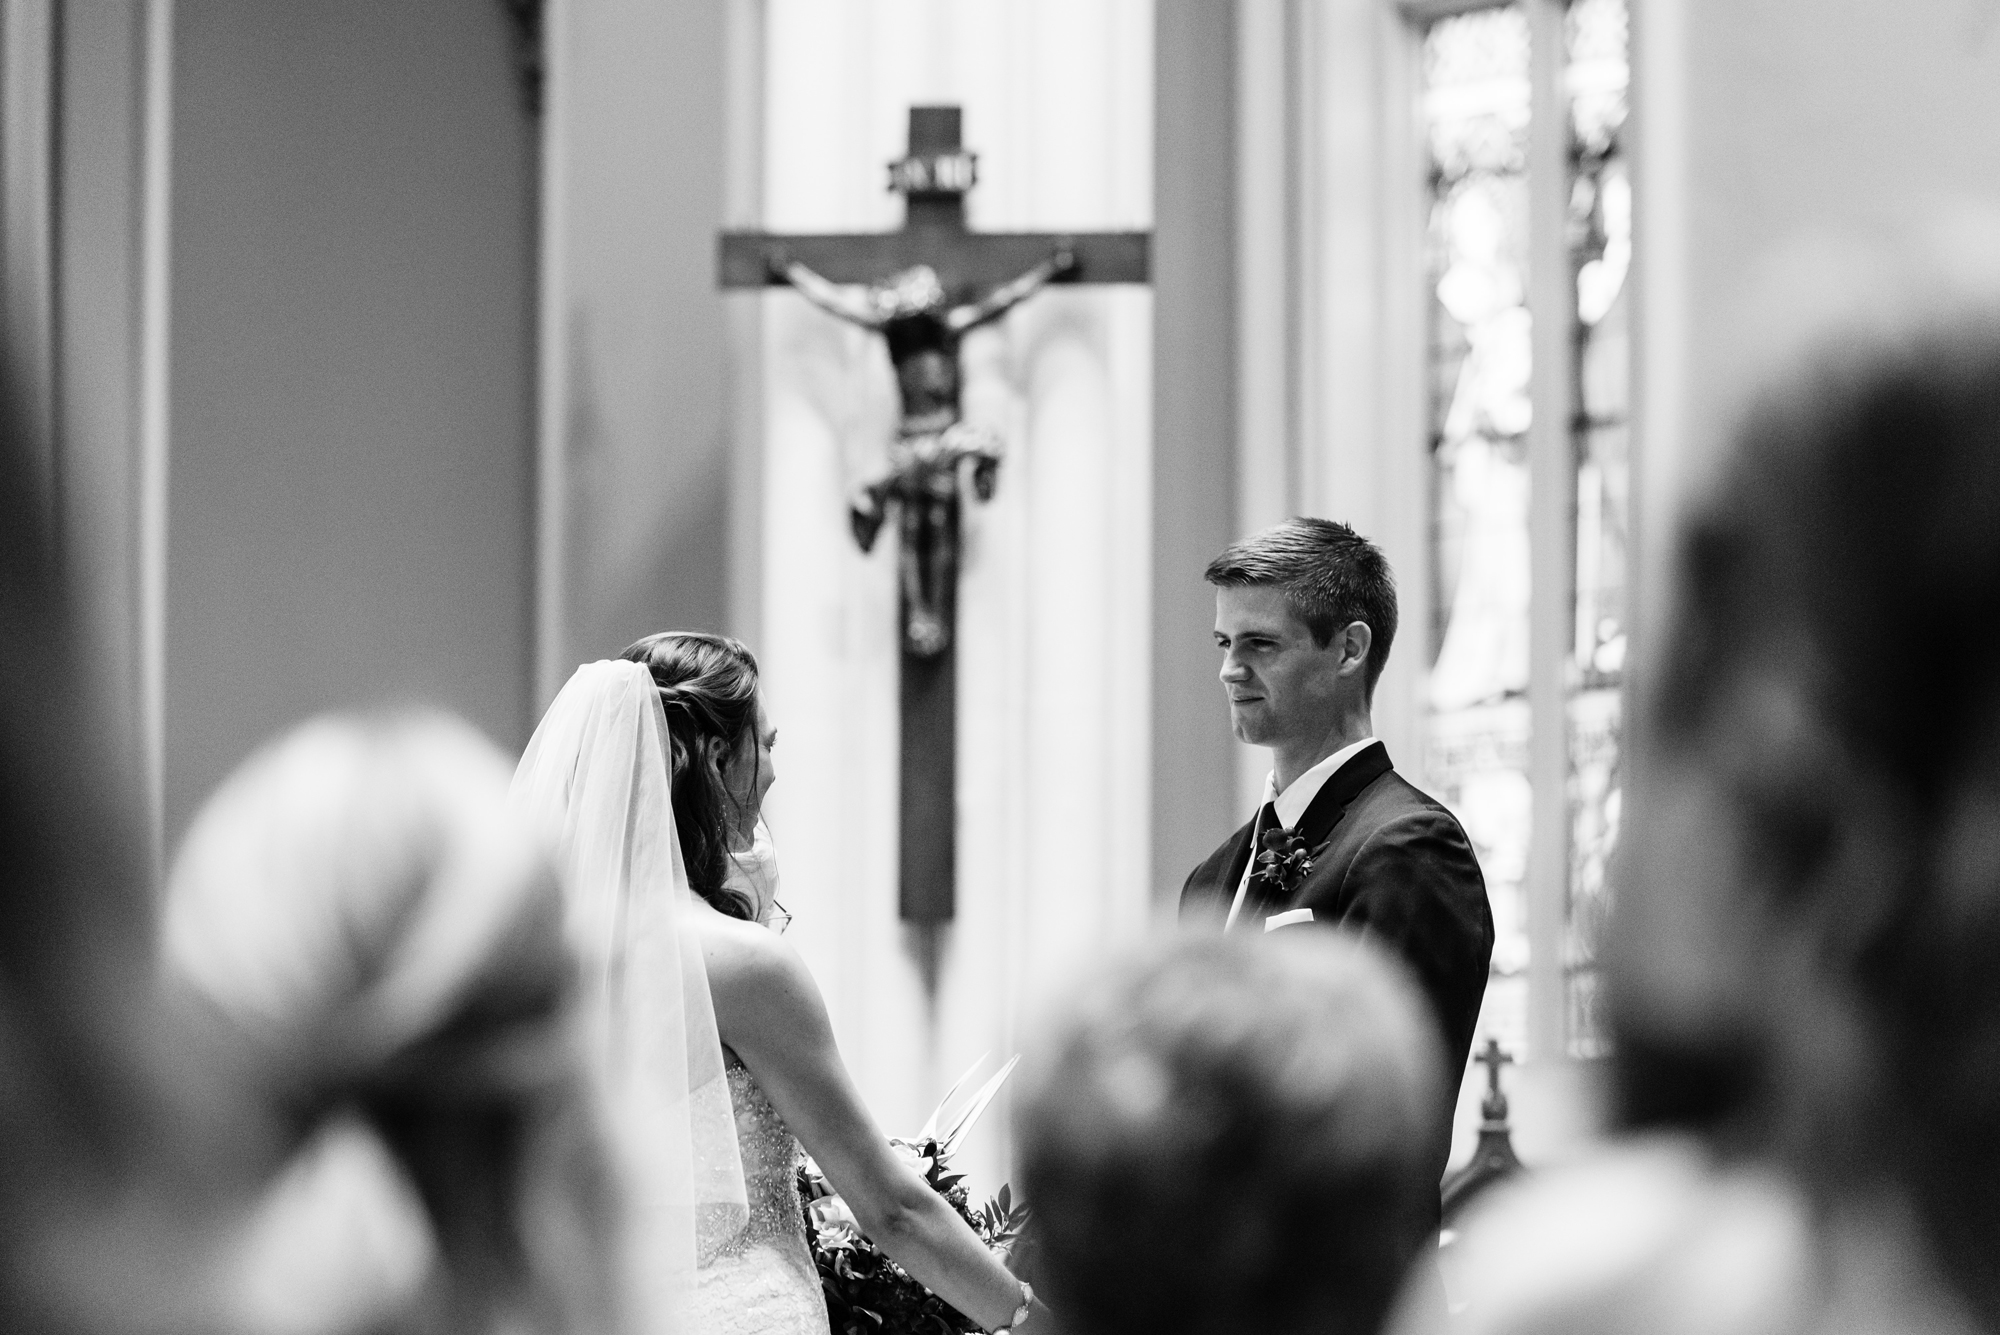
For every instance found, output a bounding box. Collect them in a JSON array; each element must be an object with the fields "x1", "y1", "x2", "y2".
[
  {"x1": 1420, "y1": 0, "x2": 1631, "y2": 1065},
  {"x1": 1563, "y1": 0, "x2": 1629, "y2": 1058},
  {"x1": 1421, "y1": 3, "x2": 1534, "y2": 1063}
]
